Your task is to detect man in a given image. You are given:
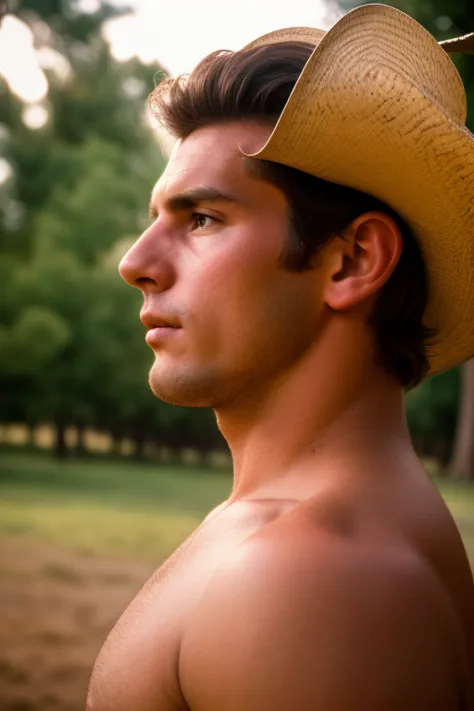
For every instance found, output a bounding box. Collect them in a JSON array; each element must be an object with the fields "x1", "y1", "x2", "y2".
[{"x1": 87, "y1": 4, "x2": 474, "y2": 710}]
